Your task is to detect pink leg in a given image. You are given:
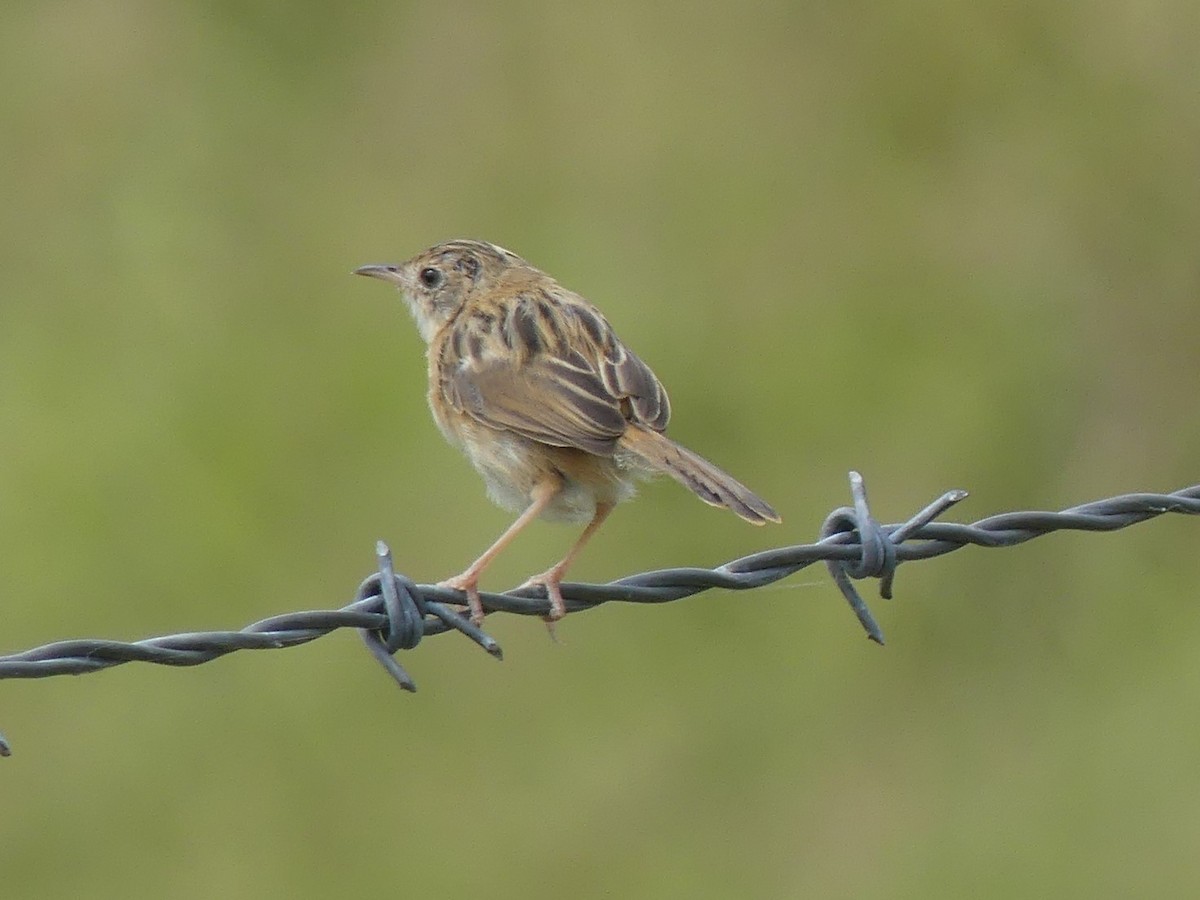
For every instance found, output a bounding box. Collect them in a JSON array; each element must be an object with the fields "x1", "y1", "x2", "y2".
[
  {"x1": 439, "y1": 476, "x2": 562, "y2": 624},
  {"x1": 520, "y1": 501, "x2": 615, "y2": 624}
]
